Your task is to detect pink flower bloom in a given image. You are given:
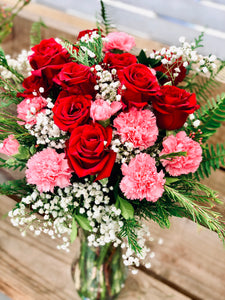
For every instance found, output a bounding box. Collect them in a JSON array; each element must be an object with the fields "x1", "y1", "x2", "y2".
[
  {"x1": 160, "y1": 131, "x2": 202, "y2": 176},
  {"x1": 120, "y1": 153, "x2": 165, "y2": 202},
  {"x1": 26, "y1": 148, "x2": 72, "y2": 193},
  {"x1": 103, "y1": 32, "x2": 135, "y2": 52},
  {"x1": 90, "y1": 99, "x2": 122, "y2": 122},
  {"x1": 0, "y1": 135, "x2": 20, "y2": 156},
  {"x1": 17, "y1": 96, "x2": 48, "y2": 126},
  {"x1": 113, "y1": 108, "x2": 158, "y2": 150}
]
